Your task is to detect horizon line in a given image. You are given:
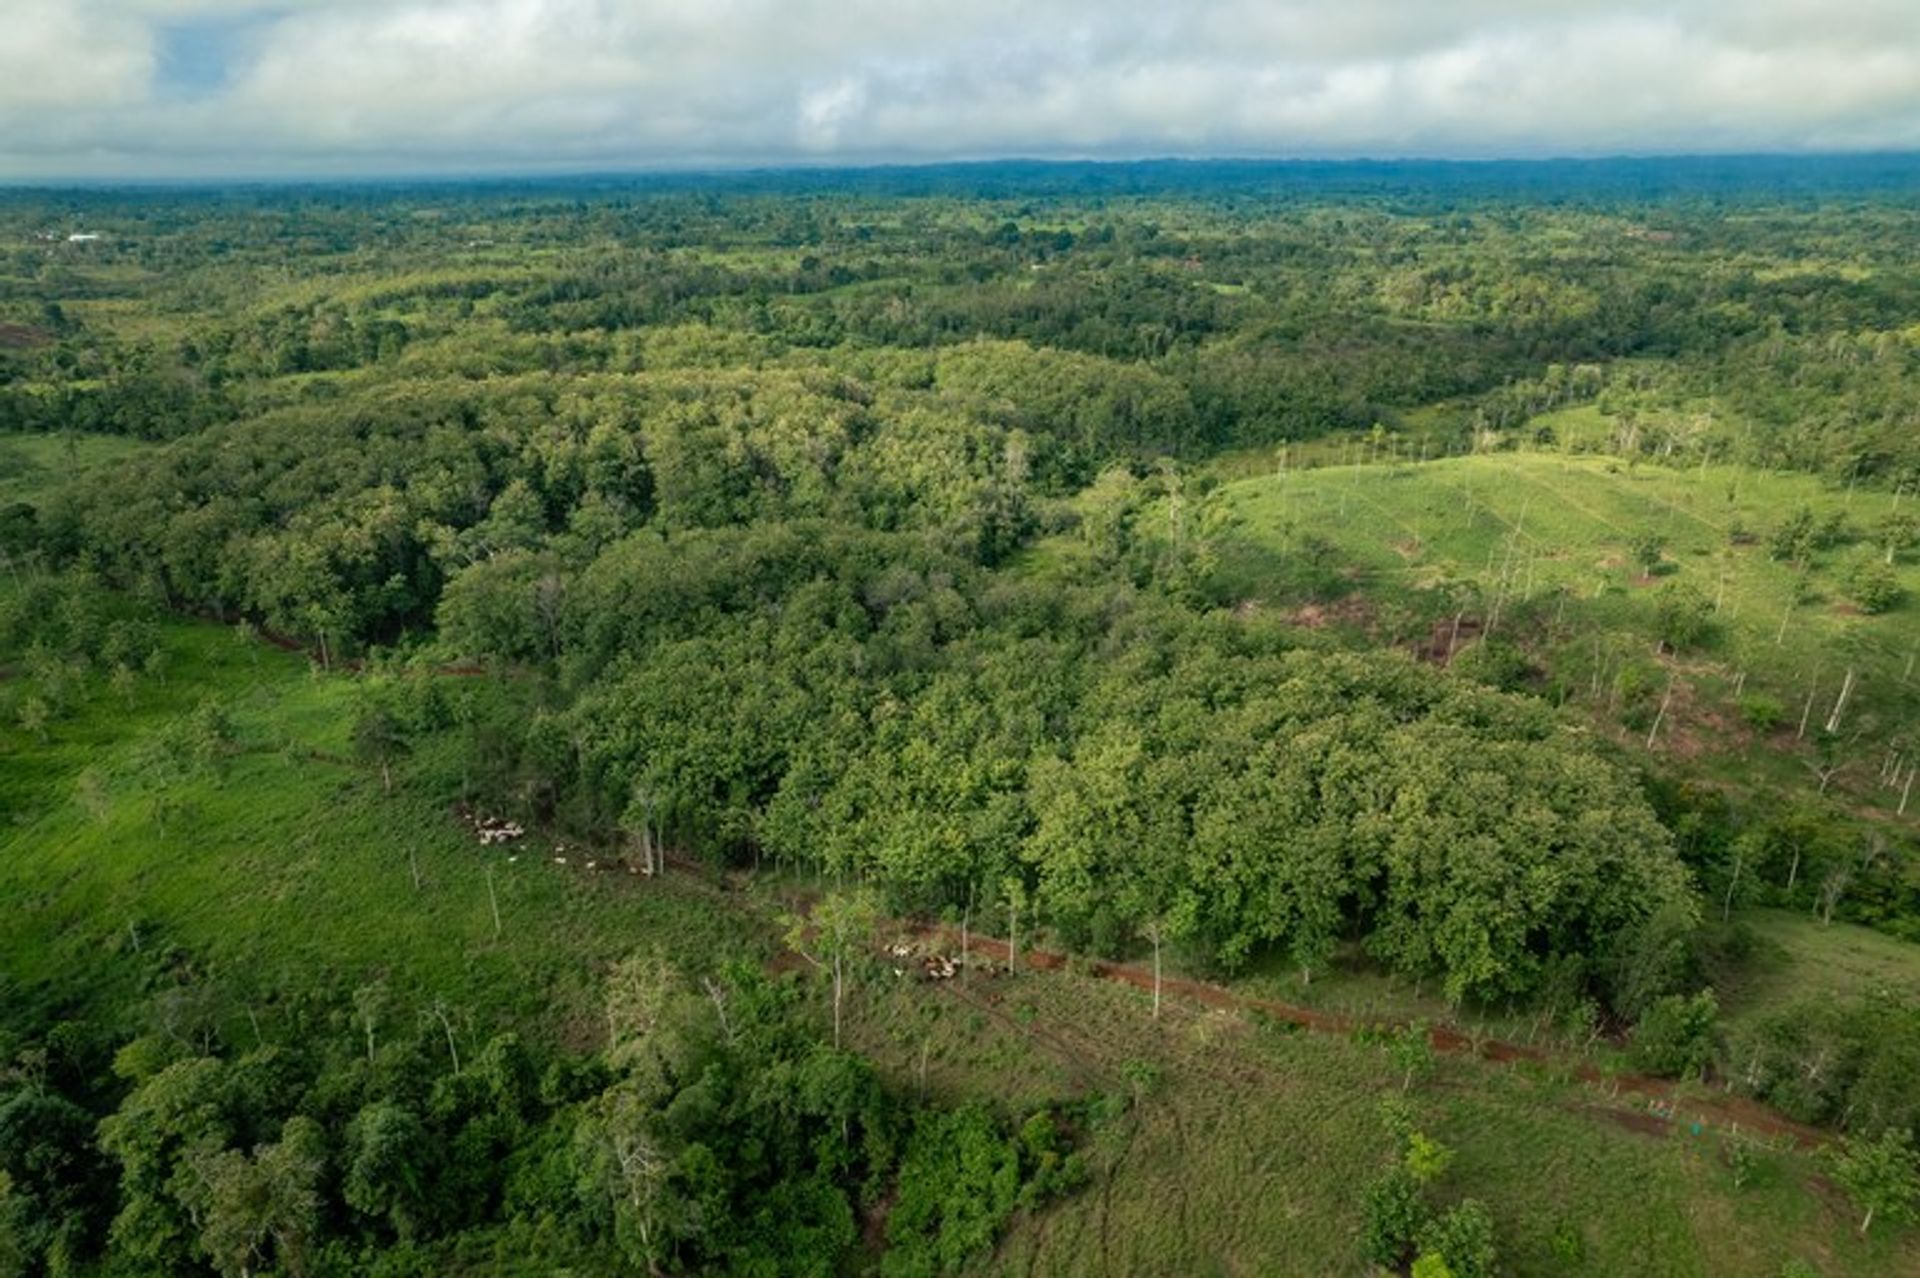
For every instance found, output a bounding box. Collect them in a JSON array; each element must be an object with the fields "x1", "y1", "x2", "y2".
[{"x1": 5, "y1": 149, "x2": 1920, "y2": 193}]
